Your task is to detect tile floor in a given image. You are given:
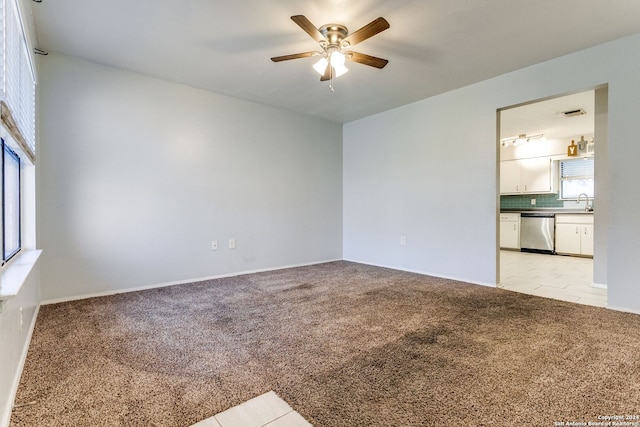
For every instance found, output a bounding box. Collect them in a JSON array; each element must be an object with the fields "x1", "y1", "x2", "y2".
[
  {"x1": 499, "y1": 249, "x2": 607, "y2": 307},
  {"x1": 191, "y1": 391, "x2": 312, "y2": 427}
]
